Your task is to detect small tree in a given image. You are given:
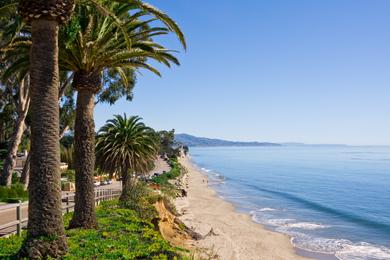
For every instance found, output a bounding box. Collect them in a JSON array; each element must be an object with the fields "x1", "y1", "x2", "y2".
[
  {"x1": 96, "y1": 114, "x2": 158, "y2": 203},
  {"x1": 157, "y1": 129, "x2": 181, "y2": 158}
]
